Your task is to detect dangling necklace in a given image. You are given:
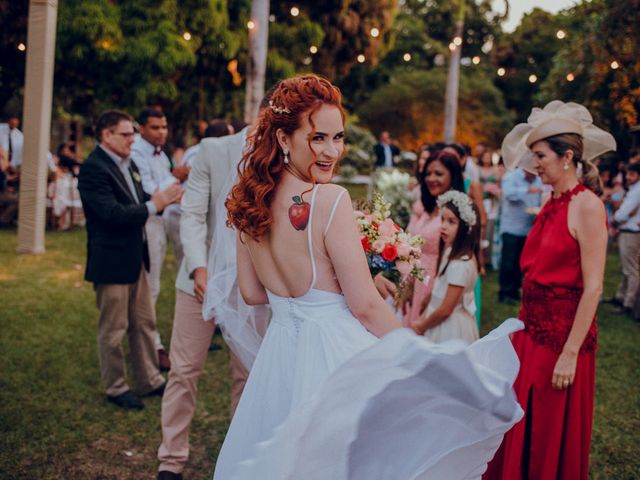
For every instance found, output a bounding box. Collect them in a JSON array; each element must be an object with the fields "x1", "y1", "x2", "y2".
[{"x1": 284, "y1": 164, "x2": 314, "y2": 231}]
